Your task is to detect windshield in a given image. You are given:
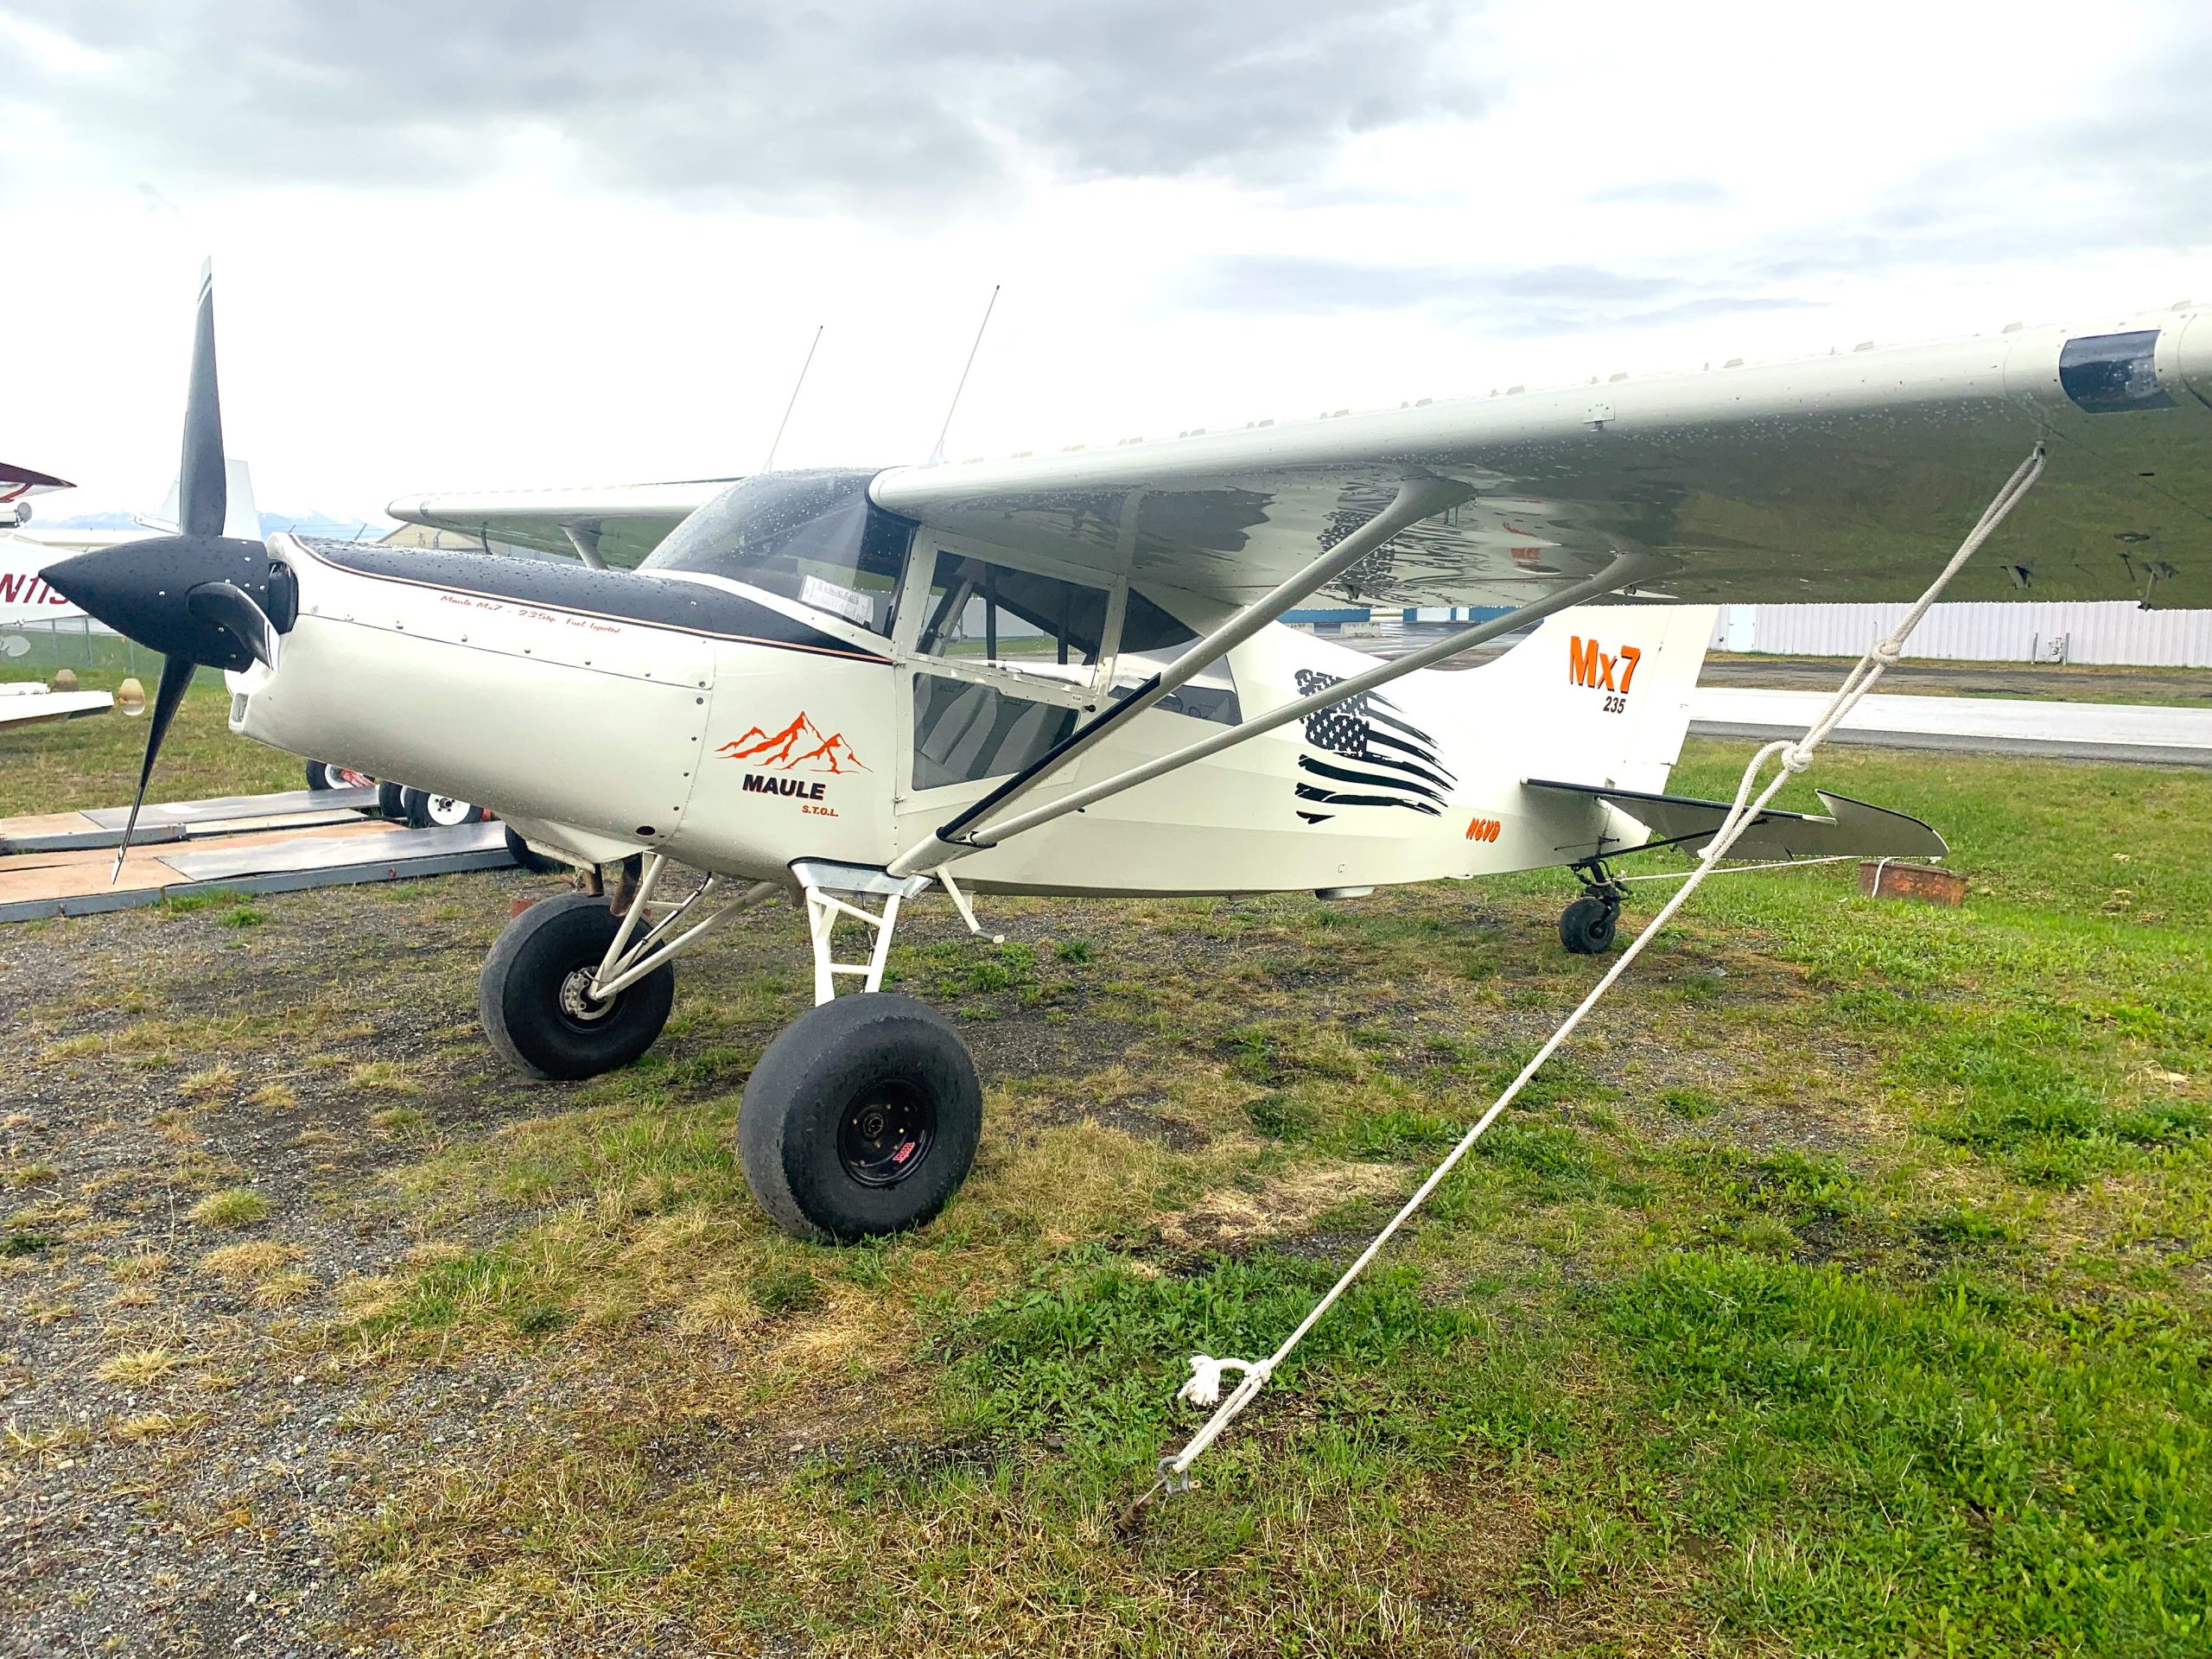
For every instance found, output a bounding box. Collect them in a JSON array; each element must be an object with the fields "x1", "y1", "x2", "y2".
[{"x1": 640, "y1": 470, "x2": 915, "y2": 636}]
